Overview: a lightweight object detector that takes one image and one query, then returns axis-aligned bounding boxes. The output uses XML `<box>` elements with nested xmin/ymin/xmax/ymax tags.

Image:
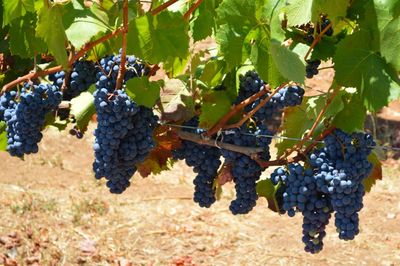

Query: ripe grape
<box><xmin>306</xmin><ymin>59</ymin><xmax>321</xmax><ymax>79</ymax></box>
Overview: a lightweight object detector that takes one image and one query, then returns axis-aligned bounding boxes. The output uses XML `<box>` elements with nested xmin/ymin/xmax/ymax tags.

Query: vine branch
<box><xmin>116</xmin><ymin>0</ymin><xmax>129</xmax><ymax>90</ymax></box>
<box><xmin>150</xmin><ymin>0</ymin><xmax>179</xmax><ymax>15</ymax></box>
<box><xmin>205</xmin><ymin>84</ymin><xmax>271</xmax><ymax>137</ymax></box>
<box><xmin>304</xmin><ymin>22</ymin><xmax>332</xmax><ymax>61</ymax></box>
<box><xmin>177</xmin><ymin>131</ymin><xmax>264</xmax><ymax>156</ymax></box>
<box><xmin>279</xmin><ymin>86</ymin><xmax>340</xmax><ymax>159</ymax></box>
<box><xmin>183</xmin><ymin>0</ymin><xmax>205</xmax><ymax>20</ymax></box>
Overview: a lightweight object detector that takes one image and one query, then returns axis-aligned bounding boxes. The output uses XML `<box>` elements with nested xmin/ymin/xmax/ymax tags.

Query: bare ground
<box><xmin>0</xmin><ymin>126</ymin><xmax>399</xmax><ymax>266</ymax></box>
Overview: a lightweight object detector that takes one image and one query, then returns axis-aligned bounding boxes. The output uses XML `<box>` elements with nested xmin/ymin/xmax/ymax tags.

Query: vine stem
<box><xmin>279</xmin><ymin>86</ymin><xmax>340</xmax><ymax>159</ymax></box>
<box><xmin>177</xmin><ymin>131</ymin><xmax>264</xmax><ymax>156</ymax></box>
<box><xmin>150</xmin><ymin>0</ymin><xmax>179</xmax><ymax>15</ymax></box>
<box><xmin>224</xmin><ymin>83</ymin><xmax>287</xmax><ymax>130</ymax></box>
<box><xmin>115</xmin><ymin>0</ymin><xmax>129</xmax><ymax>90</ymax></box>
<box><xmin>1</xmin><ymin>27</ymin><xmax>124</xmax><ymax>95</ymax></box>
<box><xmin>205</xmin><ymin>84</ymin><xmax>271</xmax><ymax>137</ymax></box>
<box><xmin>304</xmin><ymin>22</ymin><xmax>332</xmax><ymax>61</ymax></box>
<box><xmin>183</xmin><ymin>0</ymin><xmax>205</xmax><ymax>20</ymax></box>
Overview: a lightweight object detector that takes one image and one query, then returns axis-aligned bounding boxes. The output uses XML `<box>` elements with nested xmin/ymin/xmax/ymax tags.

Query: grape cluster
<box><xmin>93</xmin><ymin>53</ymin><xmax>156</xmax><ymax>194</ymax></box>
<box><xmin>221</xmin><ymin>124</ymin><xmax>272</xmax><ymax>214</ymax></box>
<box><xmin>173</xmin><ymin>118</ymin><xmax>221</xmax><ymax>208</ymax></box>
<box><xmin>271</xmin><ymin>129</ymin><xmax>375</xmax><ymax>253</ymax></box>
<box><xmin>310</xmin><ymin>130</ymin><xmax>375</xmax><ymax>240</ymax></box>
<box><xmin>49</xmin><ymin>60</ymin><xmax>97</xmax><ymax>100</ymax></box>
<box><xmin>93</xmin><ymin>88</ymin><xmax>139</xmax><ymax>193</ymax></box>
<box><xmin>237</xmin><ymin>71</ymin><xmax>305</xmax><ymax>122</ymax></box>
<box><xmin>320</xmin><ymin>19</ymin><xmax>333</xmax><ymax>36</ymax></box>
<box><xmin>1</xmin><ymin>84</ymin><xmax>62</xmax><ymax>157</ymax></box>
<box><xmin>306</xmin><ymin>59</ymin><xmax>321</xmax><ymax>79</ymax></box>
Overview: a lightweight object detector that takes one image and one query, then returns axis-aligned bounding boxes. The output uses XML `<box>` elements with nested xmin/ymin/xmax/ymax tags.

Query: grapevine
<box><xmin>0</xmin><ymin>0</ymin><xmax>398</xmax><ymax>256</ymax></box>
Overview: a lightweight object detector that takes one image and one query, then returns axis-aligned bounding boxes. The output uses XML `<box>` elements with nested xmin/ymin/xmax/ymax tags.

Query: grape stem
<box><xmin>177</xmin><ymin>130</ymin><xmax>264</xmax><ymax>156</ymax></box>
<box><xmin>115</xmin><ymin>0</ymin><xmax>129</xmax><ymax>90</ymax></box>
<box><xmin>279</xmin><ymin>85</ymin><xmax>340</xmax><ymax>159</ymax></box>
<box><xmin>205</xmin><ymin>84</ymin><xmax>271</xmax><ymax>137</ymax></box>
<box><xmin>224</xmin><ymin>82</ymin><xmax>288</xmax><ymax>130</ymax></box>
<box><xmin>183</xmin><ymin>0</ymin><xmax>205</xmax><ymax>20</ymax></box>
<box><xmin>304</xmin><ymin>22</ymin><xmax>332</xmax><ymax>61</ymax></box>
<box><xmin>150</xmin><ymin>0</ymin><xmax>180</xmax><ymax>15</ymax></box>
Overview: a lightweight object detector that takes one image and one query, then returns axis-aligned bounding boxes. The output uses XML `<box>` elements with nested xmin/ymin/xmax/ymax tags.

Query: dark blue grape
<box><xmin>306</xmin><ymin>60</ymin><xmax>321</xmax><ymax>79</ymax></box>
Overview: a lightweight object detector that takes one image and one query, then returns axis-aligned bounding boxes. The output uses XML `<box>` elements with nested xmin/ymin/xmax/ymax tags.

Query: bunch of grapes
<box><xmin>271</xmin><ymin>129</ymin><xmax>375</xmax><ymax>253</ymax></box>
<box><xmin>49</xmin><ymin>60</ymin><xmax>97</xmax><ymax>100</ymax></box>
<box><xmin>306</xmin><ymin>60</ymin><xmax>321</xmax><ymax>79</ymax></box>
<box><xmin>221</xmin><ymin>123</ymin><xmax>272</xmax><ymax>214</ymax></box>
<box><xmin>173</xmin><ymin>118</ymin><xmax>221</xmax><ymax>208</ymax></box>
<box><xmin>1</xmin><ymin>84</ymin><xmax>62</xmax><ymax>157</ymax></box>
<box><xmin>237</xmin><ymin>71</ymin><xmax>305</xmax><ymax>122</ymax></box>
<box><xmin>310</xmin><ymin>129</ymin><xmax>375</xmax><ymax>240</ymax></box>
<box><xmin>93</xmin><ymin>52</ymin><xmax>156</xmax><ymax>194</ymax></box>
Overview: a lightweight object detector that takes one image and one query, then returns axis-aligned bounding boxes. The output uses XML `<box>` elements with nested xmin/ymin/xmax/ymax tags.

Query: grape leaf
<box><xmin>137</xmin><ymin>126</ymin><xmax>180</xmax><ymax>177</ymax></box>
<box><xmin>125</xmin><ymin>77</ymin><xmax>163</xmax><ymax>108</ymax></box>
<box><xmin>216</xmin><ymin>24</ymin><xmax>248</xmax><ymax>69</ymax></box>
<box><xmin>9</xmin><ymin>13</ymin><xmax>46</xmax><ymax>58</ymax></box>
<box><xmin>363</xmin><ymin>152</ymin><xmax>382</xmax><ymax>193</ymax></box>
<box><xmin>36</xmin><ymin>5</ymin><xmax>68</xmax><ymax>67</ymax></box>
<box><xmin>191</xmin><ymin>0</ymin><xmax>221</xmax><ymax>41</ymax></box>
<box><xmin>63</xmin><ymin>0</ymin><xmax>111</xmax><ymax>50</ymax></box>
<box><xmin>2</xmin><ymin>0</ymin><xmax>34</xmax><ymax>26</ymax></box>
<box><xmin>0</xmin><ymin>121</ymin><xmax>6</xmax><ymax>151</ymax></box>
<box><xmin>199</xmin><ymin>91</ymin><xmax>232</xmax><ymax>129</ymax></box>
<box><xmin>216</xmin><ymin>0</ymin><xmax>257</xmax><ymax>27</ymax></box>
<box><xmin>199</xmin><ymin>59</ymin><xmax>227</xmax><ymax>88</ymax></box>
<box><xmin>333</xmin><ymin>93</ymin><xmax>366</xmax><ymax>132</ymax></box>
<box><xmin>334</xmin><ymin>30</ymin><xmax>400</xmax><ymax>111</ymax></box>
<box><xmin>270</xmin><ymin>39</ymin><xmax>305</xmax><ymax>84</ymax></box>
<box><xmin>70</xmin><ymin>91</ymin><xmax>96</xmax><ymax>132</ymax></box>
<box><xmin>284</xmin><ymin>0</ymin><xmax>350</xmax><ymax>26</ymax></box>
<box><xmin>127</xmin><ymin>12</ymin><xmax>189</xmax><ymax>63</ymax></box>
<box><xmin>381</xmin><ymin>16</ymin><xmax>400</xmax><ymax>70</ymax></box>
<box><xmin>256</xmin><ymin>179</ymin><xmax>281</xmax><ymax>212</ymax></box>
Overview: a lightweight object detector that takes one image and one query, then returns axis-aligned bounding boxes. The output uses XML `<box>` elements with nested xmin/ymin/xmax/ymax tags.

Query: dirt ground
<box><xmin>0</xmin><ymin>125</ymin><xmax>399</xmax><ymax>266</ymax></box>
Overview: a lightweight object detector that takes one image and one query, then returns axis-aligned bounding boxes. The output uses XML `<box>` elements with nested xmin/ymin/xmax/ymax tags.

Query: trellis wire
<box><xmin>163</xmin><ymin>123</ymin><xmax>400</xmax><ymax>152</ymax></box>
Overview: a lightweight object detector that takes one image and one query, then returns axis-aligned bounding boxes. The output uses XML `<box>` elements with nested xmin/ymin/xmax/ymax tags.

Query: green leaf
<box><xmin>70</xmin><ymin>92</ymin><xmax>96</xmax><ymax>132</ymax></box>
<box><xmin>199</xmin><ymin>59</ymin><xmax>227</xmax><ymax>88</ymax></box>
<box><xmin>381</xmin><ymin>16</ymin><xmax>400</xmax><ymax>70</ymax></box>
<box><xmin>36</xmin><ymin>5</ymin><xmax>68</xmax><ymax>67</ymax></box>
<box><xmin>2</xmin><ymin>0</ymin><xmax>34</xmax><ymax>26</ymax></box>
<box><xmin>127</xmin><ymin>12</ymin><xmax>189</xmax><ymax>63</ymax></box>
<box><xmin>63</xmin><ymin>0</ymin><xmax>110</xmax><ymax>50</ymax></box>
<box><xmin>284</xmin><ymin>0</ymin><xmax>350</xmax><ymax>26</ymax></box>
<box><xmin>256</xmin><ymin>179</ymin><xmax>281</xmax><ymax>212</ymax></box>
<box><xmin>125</xmin><ymin>77</ymin><xmax>163</xmax><ymax>108</ymax></box>
<box><xmin>0</xmin><ymin>121</ymin><xmax>7</xmax><ymax>151</ymax></box>
<box><xmin>270</xmin><ymin>39</ymin><xmax>305</xmax><ymax>84</ymax></box>
<box><xmin>199</xmin><ymin>91</ymin><xmax>232</xmax><ymax>129</ymax></box>
<box><xmin>334</xmin><ymin>30</ymin><xmax>400</xmax><ymax>111</ymax></box>
<box><xmin>216</xmin><ymin>0</ymin><xmax>257</xmax><ymax>27</ymax></box>
<box><xmin>333</xmin><ymin>93</ymin><xmax>366</xmax><ymax>132</ymax></box>
<box><xmin>276</xmin><ymin>91</ymin><xmax>344</xmax><ymax>156</ymax></box>
<box><xmin>9</xmin><ymin>13</ymin><xmax>46</xmax><ymax>58</ymax></box>
<box><xmin>191</xmin><ymin>0</ymin><xmax>221</xmax><ymax>41</ymax></box>
<box><xmin>216</xmin><ymin>24</ymin><xmax>248</xmax><ymax>69</ymax></box>
<box><xmin>363</xmin><ymin>152</ymin><xmax>382</xmax><ymax>193</ymax></box>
